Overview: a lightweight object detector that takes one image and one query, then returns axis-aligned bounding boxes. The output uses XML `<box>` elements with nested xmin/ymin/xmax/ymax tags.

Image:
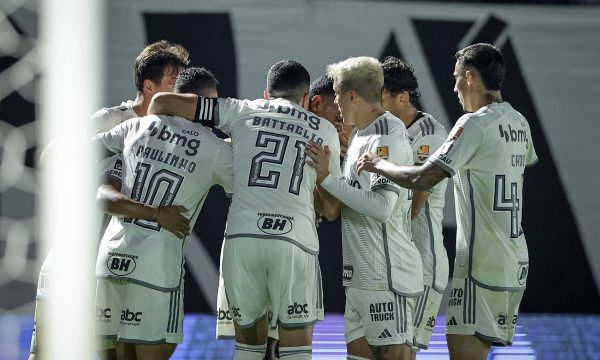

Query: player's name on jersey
<box><xmin>251</xmin><ymin>116</ymin><xmax>324</xmax><ymax>145</ymax></box>
<box><xmin>135</xmin><ymin>145</ymin><xmax>198</xmax><ymax>174</ymax></box>
<box><xmin>259</xmin><ymin>102</ymin><xmax>321</xmax><ymax>131</ymax></box>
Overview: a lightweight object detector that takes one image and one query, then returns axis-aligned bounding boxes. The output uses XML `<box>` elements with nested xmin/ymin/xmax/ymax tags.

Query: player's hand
<box><xmin>357</xmin><ymin>152</ymin><xmax>384</xmax><ymax>175</ymax></box>
<box><xmin>305</xmin><ymin>141</ymin><xmax>330</xmax><ymax>184</ymax></box>
<box><xmin>156</xmin><ymin>205</ymin><xmax>190</xmax><ymax>239</ymax></box>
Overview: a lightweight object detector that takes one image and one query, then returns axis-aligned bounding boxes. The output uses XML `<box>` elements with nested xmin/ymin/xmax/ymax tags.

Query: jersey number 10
<box><xmin>125</xmin><ymin>162</ymin><xmax>184</xmax><ymax>231</ymax></box>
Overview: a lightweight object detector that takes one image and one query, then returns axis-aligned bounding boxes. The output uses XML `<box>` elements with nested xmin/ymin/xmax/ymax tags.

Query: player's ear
<box><xmin>143</xmin><ymin>79</ymin><xmax>155</xmax><ymax>93</ymax></box>
<box><xmin>301</xmin><ymin>92</ymin><xmax>309</xmax><ymax>110</ymax></box>
<box><xmin>348</xmin><ymin>90</ymin><xmax>359</xmax><ymax>104</ymax></box>
<box><xmin>309</xmin><ymin>95</ymin><xmax>322</xmax><ymax>112</ymax></box>
<box><xmin>465</xmin><ymin>70</ymin><xmax>474</xmax><ymax>87</ymax></box>
<box><xmin>263</xmin><ymin>89</ymin><xmax>270</xmax><ymax>100</ymax></box>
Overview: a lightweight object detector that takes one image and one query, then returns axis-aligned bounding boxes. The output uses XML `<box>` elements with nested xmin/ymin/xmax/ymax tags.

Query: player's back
<box><xmin>215</xmin><ymin>97</ymin><xmax>341</xmax><ymax>254</ymax></box>
<box><xmin>95</xmin><ymin>114</ymin><xmax>233</xmax><ymax>290</ymax></box>
<box><xmin>449</xmin><ymin>102</ymin><xmax>536</xmax><ymax>290</ymax></box>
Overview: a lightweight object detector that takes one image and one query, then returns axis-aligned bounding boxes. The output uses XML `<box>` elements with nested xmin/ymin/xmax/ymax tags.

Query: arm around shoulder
<box><xmin>148</xmin><ymin>92</ymin><xmax>198</xmax><ymax>120</ymax></box>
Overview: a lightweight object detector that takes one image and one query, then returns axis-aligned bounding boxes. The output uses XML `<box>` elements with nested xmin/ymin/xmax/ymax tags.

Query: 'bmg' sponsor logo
<box><xmin>370</xmin><ymin>302</ymin><xmax>394</xmax><ymax>321</ymax></box>
<box><xmin>257</xmin><ymin>214</ymin><xmax>293</xmax><ymax>235</ymax></box>
<box><xmin>107</xmin><ymin>255</ymin><xmax>136</xmax><ymax>276</ymax></box>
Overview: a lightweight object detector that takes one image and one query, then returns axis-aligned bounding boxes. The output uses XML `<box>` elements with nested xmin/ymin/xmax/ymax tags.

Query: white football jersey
<box><xmin>406</xmin><ymin>112</ymin><xmax>449</xmax><ymax>292</ymax></box>
<box><xmin>92</xmin><ymin>100</ymin><xmax>137</xmax><ymax>133</ymax></box>
<box><xmin>93</xmin><ymin>115</ymin><xmax>234</xmax><ymax>291</ymax></box>
<box><xmin>341</xmin><ymin>112</ymin><xmax>423</xmax><ymax>296</ymax></box>
<box><xmin>195</xmin><ymin>97</ymin><xmax>341</xmax><ymax>254</ymax></box>
<box><xmin>429</xmin><ymin>102</ymin><xmax>537</xmax><ymax>290</ymax></box>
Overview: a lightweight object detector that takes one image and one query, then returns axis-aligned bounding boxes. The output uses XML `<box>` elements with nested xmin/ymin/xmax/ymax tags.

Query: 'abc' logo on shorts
<box><xmin>287</xmin><ymin>302</ymin><xmax>309</xmax><ymax>315</ymax></box>
<box><xmin>217</xmin><ymin>307</ymin><xmax>232</xmax><ymax>321</ymax></box>
<box><xmin>257</xmin><ymin>216</ymin><xmax>292</xmax><ymax>235</ymax></box>
<box><xmin>121</xmin><ymin>309</ymin><xmax>142</xmax><ymax>322</ymax></box>
<box><xmin>107</xmin><ymin>256</ymin><xmax>136</xmax><ymax>276</ymax></box>
<box><xmin>96</xmin><ymin>307</ymin><xmax>111</xmax><ymax>319</ymax></box>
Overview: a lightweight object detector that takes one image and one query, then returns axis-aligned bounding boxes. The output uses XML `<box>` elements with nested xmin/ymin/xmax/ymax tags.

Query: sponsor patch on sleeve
<box><xmin>376</xmin><ymin>146</ymin><xmax>389</xmax><ymax>159</ymax></box>
<box><xmin>417</xmin><ymin>145</ymin><xmax>430</xmax><ymax>161</ymax></box>
<box><xmin>450</xmin><ymin>127</ymin><xmax>463</xmax><ymax>140</ymax></box>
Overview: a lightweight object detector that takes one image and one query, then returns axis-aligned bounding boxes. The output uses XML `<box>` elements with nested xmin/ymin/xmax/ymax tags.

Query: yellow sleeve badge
<box><xmin>376</xmin><ymin>146</ymin><xmax>389</xmax><ymax>159</ymax></box>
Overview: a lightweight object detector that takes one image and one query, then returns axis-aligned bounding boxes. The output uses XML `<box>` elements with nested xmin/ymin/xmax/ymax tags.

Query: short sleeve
<box><xmin>526</xmin><ymin>126</ymin><xmax>538</xmax><ymax>167</ymax></box>
<box><xmin>428</xmin><ymin>115</ymin><xmax>483</xmax><ymax>176</ymax></box>
<box><xmin>92</xmin><ymin>119</ymin><xmax>132</xmax><ymax>154</ymax></box>
<box><xmin>212</xmin><ymin>142</ymin><xmax>234</xmax><ymax>193</ymax></box>
<box><xmin>368</xmin><ymin>134</ymin><xmax>412</xmax><ymax>196</ymax></box>
<box><xmin>214</xmin><ymin>98</ymin><xmax>244</xmax><ymax>135</ymax></box>
<box><xmin>413</xmin><ymin>134</ymin><xmax>446</xmax><ymax>165</ymax></box>
<box><xmin>103</xmin><ymin>154</ymin><xmax>123</xmax><ymax>181</ymax></box>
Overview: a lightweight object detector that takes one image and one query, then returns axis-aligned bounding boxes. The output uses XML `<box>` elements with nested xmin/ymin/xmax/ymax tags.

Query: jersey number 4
<box><xmin>493</xmin><ymin>174</ymin><xmax>522</xmax><ymax>238</ymax></box>
<box><xmin>248</xmin><ymin>131</ymin><xmax>306</xmax><ymax>195</ymax></box>
<box><xmin>125</xmin><ymin>162</ymin><xmax>184</xmax><ymax>231</ymax></box>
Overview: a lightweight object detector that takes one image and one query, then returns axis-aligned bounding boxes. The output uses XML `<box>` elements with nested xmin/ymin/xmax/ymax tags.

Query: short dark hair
<box><xmin>455</xmin><ymin>43</ymin><xmax>505</xmax><ymax>91</ymax></box>
<box><xmin>266</xmin><ymin>59</ymin><xmax>310</xmax><ymax>101</ymax></box>
<box><xmin>134</xmin><ymin>40</ymin><xmax>190</xmax><ymax>92</ymax></box>
<box><xmin>175</xmin><ymin>67</ymin><xmax>219</xmax><ymax>95</ymax></box>
<box><xmin>308</xmin><ymin>75</ymin><xmax>335</xmax><ymax>100</ymax></box>
<box><xmin>381</xmin><ymin>56</ymin><xmax>421</xmax><ymax>109</ymax></box>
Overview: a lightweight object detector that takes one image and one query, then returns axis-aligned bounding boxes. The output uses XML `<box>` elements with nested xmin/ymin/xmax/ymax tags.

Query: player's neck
<box><xmin>472</xmin><ymin>91</ymin><xmax>502</xmax><ymax>111</ymax></box>
<box><xmin>132</xmin><ymin>93</ymin><xmax>150</xmax><ymax>117</ymax></box>
<box><xmin>393</xmin><ymin>105</ymin><xmax>418</xmax><ymax>127</ymax></box>
<box><xmin>354</xmin><ymin>103</ymin><xmax>386</xmax><ymax>130</ymax></box>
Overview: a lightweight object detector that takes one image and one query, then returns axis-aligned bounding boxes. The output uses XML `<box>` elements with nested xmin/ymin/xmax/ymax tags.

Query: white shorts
<box><xmin>445</xmin><ymin>277</ymin><xmax>524</xmax><ymax>346</ymax></box>
<box><xmin>222</xmin><ymin>238</ymin><xmax>323</xmax><ymax>329</ymax></box>
<box><xmin>216</xmin><ymin>267</ymin><xmax>280</xmax><ymax>340</ymax></box>
<box><xmin>412</xmin><ymin>285</ymin><xmax>444</xmax><ymax>350</ymax></box>
<box><xmin>344</xmin><ymin>287</ymin><xmax>415</xmax><ymax>347</ymax></box>
<box><xmin>94</xmin><ymin>278</ymin><xmax>184</xmax><ymax>344</ymax></box>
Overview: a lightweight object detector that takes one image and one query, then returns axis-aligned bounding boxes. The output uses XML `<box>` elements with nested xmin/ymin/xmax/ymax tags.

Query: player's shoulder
<box><xmin>371</xmin><ymin>112</ymin><xmax>406</xmax><ymax>136</ymax></box>
<box><xmin>408</xmin><ymin>112</ymin><xmax>448</xmax><ymax>139</ymax></box>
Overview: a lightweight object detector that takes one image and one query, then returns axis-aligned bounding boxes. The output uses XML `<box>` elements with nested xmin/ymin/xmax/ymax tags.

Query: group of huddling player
<box><xmin>30</xmin><ymin>39</ymin><xmax>537</xmax><ymax>360</ymax></box>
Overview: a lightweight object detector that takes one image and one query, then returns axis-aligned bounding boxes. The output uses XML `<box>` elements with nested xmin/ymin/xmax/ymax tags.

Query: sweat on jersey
<box><xmin>93</xmin><ymin>114</ymin><xmax>234</xmax><ymax>291</ymax></box>
<box><xmin>429</xmin><ymin>102</ymin><xmax>537</xmax><ymax>291</ymax></box>
<box><xmin>406</xmin><ymin>112</ymin><xmax>449</xmax><ymax>292</ymax></box>
<box><xmin>336</xmin><ymin>112</ymin><xmax>423</xmax><ymax>296</ymax></box>
<box><xmin>194</xmin><ymin>97</ymin><xmax>341</xmax><ymax>254</ymax></box>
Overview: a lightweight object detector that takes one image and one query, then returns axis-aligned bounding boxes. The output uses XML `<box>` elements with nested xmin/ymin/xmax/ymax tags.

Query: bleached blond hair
<box><xmin>326</xmin><ymin>56</ymin><xmax>384</xmax><ymax>104</ymax></box>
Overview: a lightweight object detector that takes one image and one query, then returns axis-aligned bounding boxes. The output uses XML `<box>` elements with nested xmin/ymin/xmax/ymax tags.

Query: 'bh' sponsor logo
<box><xmin>257</xmin><ymin>216</ymin><xmax>292</xmax><ymax>235</ymax></box>
<box><xmin>107</xmin><ymin>255</ymin><xmax>136</xmax><ymax>276</ymax></box>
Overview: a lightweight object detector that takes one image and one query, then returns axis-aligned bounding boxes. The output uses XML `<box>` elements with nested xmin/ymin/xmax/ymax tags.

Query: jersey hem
<box><xmin>225</xmin><ymin>233</ymin><xmax>319</xmax><ymax>254</ymax></box>
<box><xmin>97</xmin><ymin>275</ymin><xmax>181</xmax><ymax>292</ymax></box>
<box><xmin>428</xmin><ymin>158</ymin><xmax>454</xmax><ymax>176</ymax></box>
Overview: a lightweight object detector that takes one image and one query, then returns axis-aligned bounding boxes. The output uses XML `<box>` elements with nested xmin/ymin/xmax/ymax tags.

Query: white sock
<box><xmin>233</xmin><ymin>342</ymin><xmax>267</xmax><ymax>360</ymax></box>
<box><xmin>279</xmin><ymin>345</ymin><xmax>312</xmax><ymax>359</ymax></box>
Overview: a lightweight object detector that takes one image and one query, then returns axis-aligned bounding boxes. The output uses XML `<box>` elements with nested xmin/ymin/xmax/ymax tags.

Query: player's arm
<box><xmin>314</xmin><ymin>185</ymin><xmax>340</xmax><ymax>221</ymax></box>
<box><xmin>148</xmin><ymin>92</ymin><xmax>198</xmax><ymax>120</ymax></box>
<box><xmin>411</xmin><ymin>190</ymin><xmax>430</xmax><ymax>219</ymax></box>
<box><xmin>306</xmin><ymin>141</ymin><xmax>397</xmax><ymax>223</ymax></box>
<box><xmin>97</xmin><ymin>182</ymin><xmax>190</xmax><ymax>239</ymax></box>
<box><xmin>408</xmin><ymin>132</ymin><xmax>447</xmax><ymax>218</ymax></box>
<box><xmin>357</xmin><ymin>157</ymin><xmax>447</xmax><ymax>191</ymax></box>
